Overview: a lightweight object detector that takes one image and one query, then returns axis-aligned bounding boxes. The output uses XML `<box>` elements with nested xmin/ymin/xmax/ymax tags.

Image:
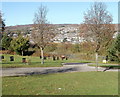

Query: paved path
<box><xmin>1</xmin><ymin>63</ymin><xmax>119</xmax><ymax>77</ymax></box>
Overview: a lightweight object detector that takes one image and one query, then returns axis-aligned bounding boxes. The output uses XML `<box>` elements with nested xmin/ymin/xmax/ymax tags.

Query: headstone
<box><xmin>103</xmin><ymin>60</ymin><xmax>107</xmax><ymax>63</ymax></box>
<box><xmin>44</xmin><ymin>56</ymin><xmax>47</xmax><ymax>60</ymax></box>
<box><xmin>10</xmin><ymin>56</ymin><xmax>14</xmax><ymax>61</ymax></box>
<box><xmin>106</xmin><ymin>55</ymin><xmax>108</xmax><ymax>61</ymax></box>
<box><xmin>22</xmin><ymin>58</ymin><xmax>26</xmax><ymax>63</ymax></box>
<box><xmin>40</xmin><ymin>56</ymin><xmax>42</xmax><ymax>59</ymax></box>
<box><xmin>66</xmin><ymin>57</ymin><xmax>68</xmax><ymax>60</ymax></box>
<box><xmin>57</xmin><ymin>56</ymin><xmax>59</xmax><ymax>60</ymax></box>
<box><xmin>1</xmin><ymin>55</ymin><xmax>4</xmax><ymax>59</ymax></box>
<box><xmin>61</xmin><ymin>55</ymin><xmax>65</xmax><ymax>60</ymax></box>
<box><xmin>53</xmin><ymin>56</ymin><xmax>56</xmax><ymax>61</ymax></box>
<box><xmin>48</xmin><ymin>55</ymin><xmax>50</xmax><ymax>59</ymax></box>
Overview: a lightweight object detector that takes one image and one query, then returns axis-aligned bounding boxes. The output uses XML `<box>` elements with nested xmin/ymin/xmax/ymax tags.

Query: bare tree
<box><xmin>32</xmin><ymin>5</ymin><xmax>55</xmax><ymax>64</ymax></box>
<box><xmin>80</xmin><ymin>2</ymin><xmax>115</xmax><ymax>71</ymax></box>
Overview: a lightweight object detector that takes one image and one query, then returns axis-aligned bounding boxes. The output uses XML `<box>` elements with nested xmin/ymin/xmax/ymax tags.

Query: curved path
<box><xmin>1</xmin><ymin>63</ymin><xmax>119</xmax><ymax>77</ymax></box>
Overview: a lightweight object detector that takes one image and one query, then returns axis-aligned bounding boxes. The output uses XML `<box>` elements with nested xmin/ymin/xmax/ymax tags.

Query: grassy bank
<box><xmin>2</xmin><ymin>72</ymin><xmax>118</xmax><ymax>95</ymax></box>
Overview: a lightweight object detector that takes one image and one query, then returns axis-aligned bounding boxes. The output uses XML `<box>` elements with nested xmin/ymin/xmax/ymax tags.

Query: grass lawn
<box><xmin>89</xmin><ymin>64</ymin><xmax>120</xmax><ymax>69</ymax></box>
<box><xmin>2</xmin><ymin>72</ymin><xmax>118</xmax><ymax>95</ymax></box>
<box><xmin>0</xmin><ymin>54</ymin><xmax>90</xmax><ymax>68</ymax></box>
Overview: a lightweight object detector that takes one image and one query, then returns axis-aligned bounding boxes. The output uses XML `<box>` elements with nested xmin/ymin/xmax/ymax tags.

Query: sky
<box><xmin>1</xmin><ymin>2</ymin><xmax>118</xmax><ymax>26</ymax></box>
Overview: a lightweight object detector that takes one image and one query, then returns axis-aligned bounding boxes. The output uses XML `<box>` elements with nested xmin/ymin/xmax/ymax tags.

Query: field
<box><xmin>0</xmin><ymin>54</ymin><xmax>90</xmax><ymax>68</ymax></box>
<box><xmin>2</xmin><ymin>72</ymin><xmax>118</xmax><ymax>95</ymax></box>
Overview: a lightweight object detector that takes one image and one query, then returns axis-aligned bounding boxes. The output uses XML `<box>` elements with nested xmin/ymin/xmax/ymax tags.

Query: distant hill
<box><xmin>5</xmin><ymin>24</ymin><xmax>80</xmax><ymax>31</ymax></box>
<box><xmin>4</xmin><ymin>23</ymin><xmax>119</xmax><ymax>44</ymax></box>
<box><xmin>5</xmin><ymin>24</ymin><xmax>34</xmax><ymax>31</ymax></box>
<box><xmin>5</xmin><ymin>23</ymin><xmax>118</xmax><ymax>31</ymax></box>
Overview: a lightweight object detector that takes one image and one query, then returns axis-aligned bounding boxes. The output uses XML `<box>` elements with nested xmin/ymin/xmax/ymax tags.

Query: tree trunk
<box><xmin>22</xmin><ymin>51</ymin><xmax>23</xmax><ymax>56</ymax></box>
<box><xmin>95</xmin><ymin>52</ymin><xmax>98</xmax><ymax>71</ymax></box>
<box><xmin>40</xmin><ymin>47</ymin><xmax>44</xmax><ymax>64</ymax></box>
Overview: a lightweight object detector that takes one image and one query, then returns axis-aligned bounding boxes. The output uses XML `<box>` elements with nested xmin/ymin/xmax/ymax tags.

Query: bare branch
<box><xmin>81</xmin><ymin>2</ymin><xmax>114</xmax><ymax>53</ymax></box>
<box><xmin>31</xmin><ymin>5</ymin><xmax>55</xmax><ymax>64</ymax></box>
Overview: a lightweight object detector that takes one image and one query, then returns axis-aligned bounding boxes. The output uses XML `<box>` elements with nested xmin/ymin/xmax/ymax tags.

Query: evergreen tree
<box><xmin>108</xmin><ymin>34</ymin><xmax>120</xmax><ymax>62</ymax></box>
<box><xmin>0</xmin><ymin>11</ymin><xmax>5</xmax><ymax>33</ymax></box>
<box><xmin>2</xmin><ymin>33</ymin><xmax>12</xmax><ymax>50</ymax></box>
<box><xmin>10</xmin><ymin>35</ymin><xmax>29</xmax><ymax>56</ymax></box>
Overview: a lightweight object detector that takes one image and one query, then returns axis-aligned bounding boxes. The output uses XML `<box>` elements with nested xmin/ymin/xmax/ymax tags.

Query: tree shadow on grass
<box><xmin>63</xmin><ymin>62</ymin><xmax>91</xmax><ymax>65</ymax></box>
<box><xmin>24</xmin><ymin>67</ymin><xmax>78</xmax><ymax>76</ymax></box>
<box><xmin>1</xmin><ymin>61</ymin><xmax>62</xmax><ymax>68</ymax></box>
<box><xmin>1</xmin><ymin>61</ymin><xmax>60</xmax><ymax>64</ymax></box>
<box><xmin>1</xmin><ymin>62</ymin><xmax>23</xmax><ymax>64</ymax></box>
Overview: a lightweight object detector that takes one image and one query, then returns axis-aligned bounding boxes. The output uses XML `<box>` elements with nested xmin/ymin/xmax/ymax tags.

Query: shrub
<box><xmin>108</xmin><ymin>33</ymin><xmax>120</xmax><ymax>62</ymax></box>
<box><xmin>10</xmin><ymin>35</ymin><xmax>29</xmax><ymax>56</ymax></box>
<box><xmin>2</xmin><ymin>33</ymin><xmax>12</xmax><ymax>50</ymax></box>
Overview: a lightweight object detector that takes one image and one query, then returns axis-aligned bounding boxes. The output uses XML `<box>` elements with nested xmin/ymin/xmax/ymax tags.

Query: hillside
<box><xmin>4</xmin><ymin>24</ymin><xmax>118</xmax><ymax>44</ymax></box>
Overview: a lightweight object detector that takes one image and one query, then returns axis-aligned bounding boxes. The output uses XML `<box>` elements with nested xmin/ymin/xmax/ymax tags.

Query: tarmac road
<box><xmin>1</xmin><ymin>63</ymin><xmax>119</xmax><ymax>77</ymax></box>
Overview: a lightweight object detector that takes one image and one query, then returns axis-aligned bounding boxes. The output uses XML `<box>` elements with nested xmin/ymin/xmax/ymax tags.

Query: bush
<box><xmin>2</xmin><ymin>33</ymin><xmax>12</xmax><ymax>50</ymax></box>
<box><xmin>10</xmin><ymin>35</ymin><xmax>29</xmax><ymax>56</ymax></box>
<box><xmin>108</xmin><ymin>33</ymin><xmax>120</xmax><ymax>62</ymax></box>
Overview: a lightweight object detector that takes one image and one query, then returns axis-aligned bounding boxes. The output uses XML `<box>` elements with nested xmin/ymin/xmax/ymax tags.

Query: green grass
<box><xmin>89</xmin><ymin>64</ymin><xmax>120</xmax><ymax>69</ymax></box>
<box><xmin>2</xmin><ymin>72</ymin><xmax>118</xmax><ymax>95</ymax></box>
<box><xmin>100</xmin><ymin>65</ymin><xmax>120</xmax><ymax>69</ymax></box>
<box><xmin>0</xmin><ymin>54</ymin><xmax>90</xmax><ymax>68</ymax></box>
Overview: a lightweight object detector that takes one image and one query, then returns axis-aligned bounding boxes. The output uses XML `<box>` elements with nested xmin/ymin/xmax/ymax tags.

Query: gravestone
<box><xmin>48</xmin><ymin>55</ymin><xmax>50</xmax><ymax>59</ymax></box>
<box><xmin>66</xmin><ymin>57</ymin><xmax>68</xmax><ymax>60</ymax></box>
<box><xmin>103</xmin><ymin>60</ymin><xmax>107</xmax><ymax>63</ymax></box>
<box><xmin>53</xmin><ymin>56</ymin><xmax>56</xmax><ymax>61</ymax></box>
<box><xmin>44</xmin><ymin>56</ymin><xmax>47</xmax><ymax>60</ymax></box>
<box><xmin>106</xmin><ymin>55</ymin><xmax>108</xmax><ymax>61</ymax></box>
<box><xmin>1</xmin><ymin>55</ymin><xmax>4</xmax><ymax>59</ymax></box>
<box><xmin>22</xmin><ymin>58</ymin><xmax>26</xmax><ymax>63</ymax></box>
<box><xmin>57</xmin><ymin>56</ymin><xmax>59</xmax><ymax>60</ymax></box>
<box><xmin>61</xmin><ymin>55</ymin><xmax>65</xmax><ymax>60</ymax></box>
<box><xmin>40</xmin><ymin>56</ymin><xmax>42</xmax><ymax>59</ymax></box>
<box><xmin>10</xmin><ymin>56</ymin><xmax>14</xmax><ymax>61</ymax></box>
